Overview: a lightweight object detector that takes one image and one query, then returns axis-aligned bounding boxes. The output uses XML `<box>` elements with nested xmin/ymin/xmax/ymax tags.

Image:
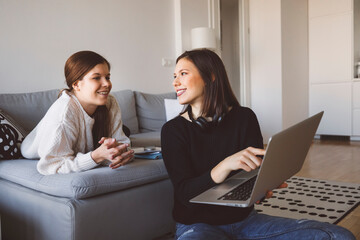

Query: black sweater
<box><xmin>161</xmin><ymin>105</ymin><xmax>263</xmax><ymax>225</ymax></box>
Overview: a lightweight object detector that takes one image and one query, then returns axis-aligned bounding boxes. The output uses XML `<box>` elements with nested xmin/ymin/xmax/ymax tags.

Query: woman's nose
<box><xmin>102</xmin><ymin>78</ymin><xmax>111</xmax><ymax>86</ymax></box>
<box><xmin>173</xmin><ymin>77</ymin><xmax>180</xmax><ymax>87</ymax></box>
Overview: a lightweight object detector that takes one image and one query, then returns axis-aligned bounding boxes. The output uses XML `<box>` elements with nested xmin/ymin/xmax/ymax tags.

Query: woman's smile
<box><xmin>176</xmin><ymin>88</ymin><xmax>187</xmax><ymax>97</ymax></box>
<box><xmin>97</xmin><ymin>90</ymin><xmax>110</xmax><ymax>96</ymax></box>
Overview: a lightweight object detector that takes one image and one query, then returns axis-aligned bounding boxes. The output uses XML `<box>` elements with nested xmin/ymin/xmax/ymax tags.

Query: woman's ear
<box><xmin>72</xmin><ymin>80</ymin><xmax>80</xmax><ymax>91</ymax></box>
<box><xmin>211</xmin><ymin>73</ymin><xmax>215</xmax><ymax>82</ymax></box>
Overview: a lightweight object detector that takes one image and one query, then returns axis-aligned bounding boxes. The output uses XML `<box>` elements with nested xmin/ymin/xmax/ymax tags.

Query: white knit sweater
<box><xmin>21</xmin><ymin>91</ymin><xmax>130</xmax><ymax>175</ymax></box>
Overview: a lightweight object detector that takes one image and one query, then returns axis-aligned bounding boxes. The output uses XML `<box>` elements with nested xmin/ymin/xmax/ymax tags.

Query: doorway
<box><xmin>220</xmin><ymin>0</ymin><xmax>241</xmax><ymax>101</ymax></box>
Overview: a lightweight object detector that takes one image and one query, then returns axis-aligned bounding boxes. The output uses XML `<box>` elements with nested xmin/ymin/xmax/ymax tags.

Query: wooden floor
<box><xmin>296</xmin><ymin>139</ymin><xmax>360</xmax><ymax>239</ymax></box>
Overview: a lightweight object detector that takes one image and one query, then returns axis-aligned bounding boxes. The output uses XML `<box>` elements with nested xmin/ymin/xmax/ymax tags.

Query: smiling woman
<box><xmin>173</xmin><ymin>58</ymin><xmax>205</xmax><ymax>110</ymax></box>
<box><xmin>72</xmin><ymin>63</ymin><xmax>111</xmax><ymax>116</ymax></box>
<box><xmin>161</xmin><ymin>49</ymin><xmax>356</xmax><ymax>240</ymax></box>
<box><xmin>20</xmin><ymin>51</ymin><xmax>134</xmax><ymax>175</ymax></box>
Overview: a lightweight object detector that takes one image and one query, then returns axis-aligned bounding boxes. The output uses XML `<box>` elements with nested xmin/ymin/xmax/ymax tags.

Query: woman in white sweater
<box><xmin>21</xmin><ymin>51</ymin><xmax>134</xmax><ymax>175</ymax></box>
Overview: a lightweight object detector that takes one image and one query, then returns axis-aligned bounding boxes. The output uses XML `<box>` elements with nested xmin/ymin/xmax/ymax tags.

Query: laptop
<box><xmin>190</xmin><ymin>111</ymin><xmax>324</xmax><ymax>207</ymax></box>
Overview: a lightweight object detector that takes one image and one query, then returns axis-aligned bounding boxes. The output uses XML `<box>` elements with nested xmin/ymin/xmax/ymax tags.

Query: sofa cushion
<box><xmin>134</xmin><ymin>91</ymin><xmax>176</xmax><ymax>132</ymax></box>
<box><xmin>111</xmin><ymin>90</ymin><xmax>139</xmax><ymax>134</ymax></box>
<box><xmin>0</xmin><ymin>159</ymin><xmax>168</xmax><ymax>199</ymax></box>
<box><xmin>130</xmin><ymin>131</ymin><xmax>161</xmax><ymax>147</ymax></box>
<box><xmin>0</xmin><ymin>109</ymin><xmax>27</xmax><ymax>159</ymax></box>
<box><xmin>0</xmin><ymin>89</ymin><xmax>59</xmax><ymax>133</ymax></box>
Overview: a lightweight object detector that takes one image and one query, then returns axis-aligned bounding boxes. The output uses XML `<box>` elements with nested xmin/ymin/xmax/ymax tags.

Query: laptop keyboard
<box><xmin>218</xmin><ymin>176</ymin><xmax>257</xmax><ymax>201</ymax></box>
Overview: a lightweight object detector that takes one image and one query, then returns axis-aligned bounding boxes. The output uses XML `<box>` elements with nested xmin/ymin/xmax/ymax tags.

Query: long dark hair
<box><xmin>63</xmin><ymin>50</ymin><xmax>111</xmax><ymax>148</ymax></box>
<box><xmin>176</xmin><ymin>49</ymin><xmax>239</xmax><ymax>117</ymax></box>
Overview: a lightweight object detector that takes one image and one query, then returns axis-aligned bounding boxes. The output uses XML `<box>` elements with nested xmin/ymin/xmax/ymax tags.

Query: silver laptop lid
<box><xmin>248</xmin><ymin>111</ymin><xmax>324</xmax><ymax>204</ymax></box>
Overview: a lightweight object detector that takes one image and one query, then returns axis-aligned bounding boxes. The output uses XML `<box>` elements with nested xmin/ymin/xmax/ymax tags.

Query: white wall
<box><xmin>0</xmin><ymin>0</ymin><xmax>176</xmax><ymax>94</ymax></box>
<box><xmin>249</xmin><ymin>0</ymin><xmax>283</xmax><ymax>142</ymax></box>
<box><xmin>1</xmin><ymin>0</ymin><xmax>311</xmax><ymax>142</ymax></box>
<box><xmin>174</xmin><ymin>0</ymin><xmax>221</xmax><ymax>56</ymax></box>
<box><xmin>249</xmin><ymin>0</ymin><xmax>308</xmax><ymax>142</ymax></box>
<box><xmin>281</xmin><ymin>0</ymin><xmax>308</xmax><ymax>129</ymax></box>
<box><xmin>178</xmin><ymin>0</ymin><xmax>209</xmax><ymax>53</ymax></box>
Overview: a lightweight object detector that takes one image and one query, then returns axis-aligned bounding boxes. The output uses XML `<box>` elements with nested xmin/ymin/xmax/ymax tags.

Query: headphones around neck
<box><xmin>187</xmin><ymin>106</ymin><xmax>224</xmax><ymax>130</ymax></box>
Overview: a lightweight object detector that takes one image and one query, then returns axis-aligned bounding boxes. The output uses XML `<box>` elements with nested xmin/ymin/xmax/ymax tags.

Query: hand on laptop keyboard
<box><xmin>211</xmin><ymin>147</ymin><xmax>265</xmax><ymax>184</ymax></box>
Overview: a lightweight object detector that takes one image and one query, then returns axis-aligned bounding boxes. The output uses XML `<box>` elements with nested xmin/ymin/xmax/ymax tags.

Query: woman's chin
<box><xmin>96</xmin><ymin>99</ymin><xmax>108</xmax><ymax>106</ymax></box>
<box><xmin>177</xmin><ymin>97</ymin><xmax>188</xmax><ymax>105</ymax></box>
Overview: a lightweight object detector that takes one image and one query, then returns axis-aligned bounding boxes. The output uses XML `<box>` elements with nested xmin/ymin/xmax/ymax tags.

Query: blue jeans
<box><xmin>175</xmin><ymin>210</ymin><xmax>355</xmax><ymax>240</ymax></box>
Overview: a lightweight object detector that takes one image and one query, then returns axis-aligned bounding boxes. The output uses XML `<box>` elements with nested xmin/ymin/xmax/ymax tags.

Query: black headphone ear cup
<box><xmin>187</xmin><ymin>105</ymin><xmax>226</xmax><ymax>130</ymax></box>
<box><xmin>213</xmin><ymin>114</ymin><xmax>219</xmax><ymax>125</ymax></box>
<box><xmin>195</xmin><ymin>117</ymin><xmax>209</xmax><ymax>129</ymax></box>
<box><xmin>214</xmin><ymin>114</ymin><xmax>224</xmax><ymax>126</ymax></box>
<box><xmin>218</xmin><ymin>115</ymin><xmax>223</xmax><ymax>123</ymax></box>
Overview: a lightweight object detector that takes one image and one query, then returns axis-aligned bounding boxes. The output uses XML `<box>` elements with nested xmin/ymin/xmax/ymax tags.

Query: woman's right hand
<box><xmin>211</xmin><ymin>147</ymin><xmax>265</xmax><ymax>184</ymax></box>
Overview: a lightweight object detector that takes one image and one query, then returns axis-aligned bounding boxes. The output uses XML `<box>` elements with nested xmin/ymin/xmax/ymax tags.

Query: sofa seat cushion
<box><xmin>130</xmin><ymin>131</ymin><xmax>161</xmax><ymax>147</ymax></box>
<box><xmin>0</xmin><ymin>158</ymin><xmax>168</xmax><ymax>199</ymax></box>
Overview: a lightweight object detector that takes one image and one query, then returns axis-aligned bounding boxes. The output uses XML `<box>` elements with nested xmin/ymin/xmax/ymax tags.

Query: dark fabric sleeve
<box><xmin>161</xmin><ymin>121</ymin><xmax>216</xmax><ymax>206</ymax></box>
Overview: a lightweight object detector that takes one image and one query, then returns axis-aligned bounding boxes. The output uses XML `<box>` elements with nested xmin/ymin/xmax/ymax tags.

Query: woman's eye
<box><xmin>93</xmin><ymin>77</ymin><xmax>101</xmax><ymax>80</ymax></box>
<box><xmin>181</xmin><ymin>72</ymin><xmax>187</xmax><ymax>76</ymax></box>
<box><xmin>106</xmin><ymin>76</ymin><xmax>111</xmax><ymax>80</ymax></box>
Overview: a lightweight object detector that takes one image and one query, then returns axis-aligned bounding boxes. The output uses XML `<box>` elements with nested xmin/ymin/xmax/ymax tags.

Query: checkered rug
<box><xmin>255</xmin><ymin>176</ymin><xmax>360</xmax><ymax>223</ymax></box>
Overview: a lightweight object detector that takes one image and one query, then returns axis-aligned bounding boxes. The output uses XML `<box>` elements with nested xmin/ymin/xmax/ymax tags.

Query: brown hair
<box><xmin>63</xmin><ymin>50</ymin><xmax>111</xmax><ymax>148</ymax></box>
<box><xmin>176</xmin><ymin>49</ymin><xmax>239</xmax><ymax>117</ymax></box>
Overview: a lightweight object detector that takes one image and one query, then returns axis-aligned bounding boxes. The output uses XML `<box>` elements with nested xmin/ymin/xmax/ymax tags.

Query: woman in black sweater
<box><xmin>161</xmin><ymin>49</ymin><xmax>354</xmax><ymax>240</ymax></box>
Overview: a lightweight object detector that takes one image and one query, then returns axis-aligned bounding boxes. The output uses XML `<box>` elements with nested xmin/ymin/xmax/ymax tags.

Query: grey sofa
<box><xmin>0</xmin><ymin>89</ymin><xmax>177</xmax><ymax>240</ymax></box>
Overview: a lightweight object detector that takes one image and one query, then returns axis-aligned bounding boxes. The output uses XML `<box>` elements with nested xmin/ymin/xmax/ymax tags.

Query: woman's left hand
<box><xmin>256</xmin><ymin>182</ymin><xmax>288</xmax><ymax>204</ymax></box>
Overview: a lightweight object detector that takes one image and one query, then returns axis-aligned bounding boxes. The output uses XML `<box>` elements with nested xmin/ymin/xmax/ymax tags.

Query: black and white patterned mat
<box><xmin>255</xmin><ymin>177</ymin><xmax>360</xmax><ymax>224</ymax></box>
